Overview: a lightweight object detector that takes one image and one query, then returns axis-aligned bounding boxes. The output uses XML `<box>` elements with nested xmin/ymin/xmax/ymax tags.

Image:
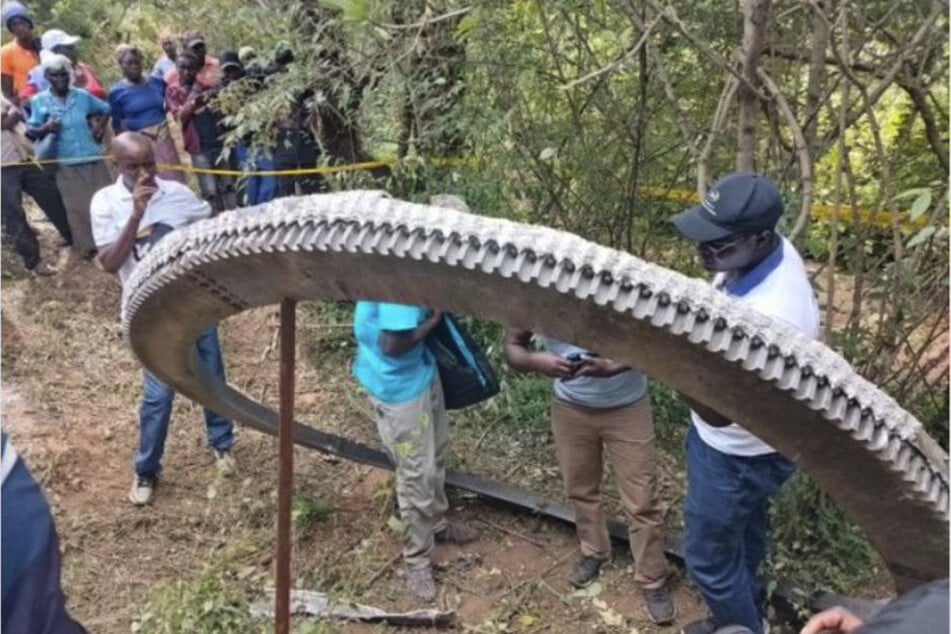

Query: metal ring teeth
<box><xmin>120</xmin><ymin>192</ymin><xmax>949</xmax><ymax>577</ymax></box>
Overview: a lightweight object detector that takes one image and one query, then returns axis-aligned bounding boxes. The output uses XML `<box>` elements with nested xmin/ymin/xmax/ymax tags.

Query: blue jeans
<box><xmin>134</xmin><ymin>328</ymin><xmax>234</xmax><ymax>478</ymax></box>
<box><xmin>235</xmin><ymin>144</ymin><xmax>279</xmax><ymax>206</ymax></box>
<box><xmin>683</xmin><ymin>425</ymin><xmax>795</xmax><ymax>633</ymax></box>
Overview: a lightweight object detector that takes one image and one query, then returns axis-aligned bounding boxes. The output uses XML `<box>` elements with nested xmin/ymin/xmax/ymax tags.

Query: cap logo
<box><xmin>702</xmin><ymin>189</ymin><xmax>720</xmax><ymax>215</ymax></box>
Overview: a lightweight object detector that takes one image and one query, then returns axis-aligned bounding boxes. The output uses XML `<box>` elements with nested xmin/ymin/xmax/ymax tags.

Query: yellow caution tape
<box><xmin>0</xmin><ymin>154</ymin><xmax>928</xmax><ymax>230</ymax></box>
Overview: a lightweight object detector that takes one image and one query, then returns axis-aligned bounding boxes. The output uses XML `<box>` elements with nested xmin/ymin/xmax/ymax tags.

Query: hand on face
<box><xmin>132</xmin><ymin>170</ymin><xmax>158</xmax><ymax>217</ymax></box>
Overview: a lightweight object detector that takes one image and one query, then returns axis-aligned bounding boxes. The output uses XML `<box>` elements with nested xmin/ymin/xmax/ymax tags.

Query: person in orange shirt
<box><xmin>0</xmin><ymin>1</ymin><xmax>41</xmax><ymax>105</ymax></box>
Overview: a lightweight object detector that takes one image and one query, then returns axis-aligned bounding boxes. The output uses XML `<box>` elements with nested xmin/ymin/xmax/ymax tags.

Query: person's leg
<box><xmin>601</xmin><ymin>398</ymin><xmax>668</xmax><ymax>589</ymax></box>
<box><xmin>372</xmin><ymin>386</ymin><xmax>438</xmax><ymax>570</ymax></box>
<box><xmin>54</xmin><ymin>163</ymin><xmax>104</xmax><ymax>257</ymax></box>
<box><xmin>295</xmin><ymin>134</ymin><xmax>322</xmax><ymax>195</ymax></box>
<box><xmin>134</xmin><ymin>370</ymin><xmax>176</xmax><ymax>478</ymax></box>
<box><xmin>430</xmin><ymin>375</ymin><xmax>450</xmax><ymax>533</ymax></box>
<box><xmin>194</xmin><ymin>327</ymin><xmax>235</xmax><ymax>453</ymax></box>
<box><xmin>550</xmin><ymin>398</ymin><xmax>611</xmax><ymax>561</ymax></box>
<box><xmin>683</xmin><ymin>426</ymin><xmax>763</xmax><ymax>633</ymax></box>
<box><xmin>254</xmin><ymin>150</ymin><xmax>280</xmax><ymax>204</ymax></box>
<box><xmin>20</xmin><ymin>164</ymin><xmax>72</xmax><ymax>245</ymax></box>
<box><xmin>274</xmin><ymin>130</ymin><xmax>305</xmax><ymax>198</ymax></box>
<box><xmin>190</xmin><ymin>153</ymin><xmax>219</xmax><ymax>211</ymax></box>
<box><xmin>215</xmin><ymin>166</ymin><xmax>238</xmax><ymax>211</ymax></box>
<box><xmin>1</xmin><ymin>168</ymin><xmax>41</xmax><ymax>270</ymax></box>
<box><xmin>743</xmin><ymin>455</ymin><xmax>795</xmax><ymax>618</ymax></box>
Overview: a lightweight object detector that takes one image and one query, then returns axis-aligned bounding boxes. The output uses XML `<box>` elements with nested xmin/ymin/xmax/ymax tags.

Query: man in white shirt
<box><xmin>91</xmin><ymin>132</ymin><xmax>237</xmax><ymax>506</ymax></box>
<box><xmin>671</xmin><ymin>172</ymin><xmax>820</xmax><ymax>634</ymax></box>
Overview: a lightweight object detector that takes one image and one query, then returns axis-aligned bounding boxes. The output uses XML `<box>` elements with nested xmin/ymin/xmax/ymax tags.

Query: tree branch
<box><xmin>758</xmin><ymin>69</ymin><xmax>813</xmax><ymax>242</ymax></box>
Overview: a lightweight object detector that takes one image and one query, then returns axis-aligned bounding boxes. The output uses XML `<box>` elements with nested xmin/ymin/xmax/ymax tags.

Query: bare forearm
<box><xmin>97</xmin><ymin>215</ymin><xmax>143</xmax><ymax>273</ymax></box>
<box><xmin>1</xmin><ymin>75</ymin><xmax>16</xmax><ymax>104</ymax></box>
<box><xmin>379</xmin><ymin>312</ymin><xmax>442</xmax><ymax>357</ymax></box>
<box><xmin>503</xmin><ymin>329</ymin><xmax>537</xmax><ymax>373</ymax></box>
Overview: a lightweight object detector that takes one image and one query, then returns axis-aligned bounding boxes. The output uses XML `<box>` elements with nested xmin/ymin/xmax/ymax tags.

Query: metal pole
<box><xmin>276</xmin><ymin>298</ymin><xmax>296</xmax><ymax>634</ymax></box>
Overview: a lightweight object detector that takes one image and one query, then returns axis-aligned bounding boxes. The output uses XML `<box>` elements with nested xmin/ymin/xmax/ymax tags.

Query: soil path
<box><xmin>2</xmin><ymin>228</ymin><xmax>705</xmax><ymax>633</ymax></box>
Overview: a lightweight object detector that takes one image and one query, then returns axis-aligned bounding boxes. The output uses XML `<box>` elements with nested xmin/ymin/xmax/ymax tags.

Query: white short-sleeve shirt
<box><xmin>691</xmin><ymin>236</ymin><xmax>820</xmax><ymax>456</ymax></box>
<box><xmin>90</xmin><ymin>176</ymin><xmax>212</xmax><ymax>287</ymax></box>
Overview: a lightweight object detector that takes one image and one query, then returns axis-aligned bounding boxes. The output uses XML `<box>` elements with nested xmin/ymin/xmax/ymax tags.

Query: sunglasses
<box><xmin>699</xmin><ymin>233</ymin><xmax>752</xmax><ymax>256</ymax></box>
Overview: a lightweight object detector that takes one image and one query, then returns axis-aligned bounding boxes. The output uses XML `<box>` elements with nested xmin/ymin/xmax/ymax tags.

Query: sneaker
<box><xmin>29</xmin><ymin>261</ymin><xmax>56</xmax><ymax>277</ymax></box>
<box><xmin>567</xmin><ymin>555</ymin><xmax>605</xmax><ymax>588</ymax></box>
<box><xmin>129</xmin><ymin>475</ymin><xmax>157</xmax><ymax>505</ymax></box>
<box><xmin>214</xmin><ymin>449</ymin><xmax>237</xmax><ymax>476</ymax></box>
<box><xmin>681</xmin><ymin>618</ymin><xmax>717</xmax><ymax>634</ymax></box>
<box><xmin>405</xmin><ymin>565</ymin><xmax>436</xmax><ymax>602</ymax></box>
<box><xmin>434</xmin><ymin>522</ymin><xmax>480</xmax><ymax>545</ymax></box>
<box><xmin>643</xmin><ymin>585</ymin><xmax>675</xmax><ymax>625</ymax></box>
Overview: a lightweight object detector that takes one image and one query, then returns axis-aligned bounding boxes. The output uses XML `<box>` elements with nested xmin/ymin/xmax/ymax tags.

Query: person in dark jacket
<box><xmin>1</xmin><ymin>433</ymin><xmax>87</xmax><ymax>634</ymax></box>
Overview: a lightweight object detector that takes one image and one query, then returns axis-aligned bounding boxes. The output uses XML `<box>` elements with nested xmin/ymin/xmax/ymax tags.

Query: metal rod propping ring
<box><xmin>276</xmin><ymin>299</ymin><xmax>297</xmax><ymax>634</ymax></box>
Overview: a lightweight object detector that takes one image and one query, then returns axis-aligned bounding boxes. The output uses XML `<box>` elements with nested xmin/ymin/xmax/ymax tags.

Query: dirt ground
<box><xmin>1</xmin><ymin>213</ymin><xmax>715</xmax><ymax>633</ymax></box>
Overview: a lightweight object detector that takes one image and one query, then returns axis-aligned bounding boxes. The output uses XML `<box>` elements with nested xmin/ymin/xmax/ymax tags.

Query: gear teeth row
<box><xmin>120</xmin><ymin>190</ymin><xmax>949</xmax><ymax>584</ymax></box>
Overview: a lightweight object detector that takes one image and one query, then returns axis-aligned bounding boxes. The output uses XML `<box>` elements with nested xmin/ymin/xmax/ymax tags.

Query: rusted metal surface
<box><xmin>275</xmin><ymin>299</ymin><xmax>297</xmax><ymax>634</ymax></box>
<box><xmin>122</xmin><ymin>190</ymin><xmax>949</xmax><ymax>592</ymax></box>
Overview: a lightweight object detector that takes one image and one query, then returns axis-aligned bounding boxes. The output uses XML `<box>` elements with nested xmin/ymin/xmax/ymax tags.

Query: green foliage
<box><xmin>293</xmin><ymin>494</ymin><xmax>338</xmax><ymax>532</ymax></box>
<box><xmin>134</xmin><ymin>550</ymin><xmax>261</xmax><ymax>634</ymax></box>
<box><xmin>770</xmin><ymin>474</ymin><xmax>880</xmax><ymax>595</ymax></box>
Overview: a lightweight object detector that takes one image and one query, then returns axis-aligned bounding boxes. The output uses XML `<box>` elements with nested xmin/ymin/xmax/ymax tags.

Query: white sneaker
<box><xmin>214</xmin><ymin>449</ymin><xmax>237</xmax><ymax>476</ymax></box>
<box><xmin>129</xmin><ymin>475</ymin><xmax>156</xmax><ymax>505</ymax></box>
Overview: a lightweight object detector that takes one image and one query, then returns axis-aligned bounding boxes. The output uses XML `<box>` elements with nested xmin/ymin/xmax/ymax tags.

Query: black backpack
<box><xmin>426</xmin><ymin>314</ymin><xmax>499</xmax><ymax>410</ymax></box>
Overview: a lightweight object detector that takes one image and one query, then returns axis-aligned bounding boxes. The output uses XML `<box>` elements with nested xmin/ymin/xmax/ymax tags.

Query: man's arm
<box><xmin>503</xmin><ymin>328</ymin><xmax>574</xmax><ymax>379</ymax></box>
<box><xmin>378</xmin><ymin>310</ymin><xmax>443</xmax><ymax>358</ymax></box>
<box><xmin>2</xmin><ymin>74</ymin><xmax>16</xmax><ymax>105</ymax></box>
<box><xmin>96</xmin><ymin>174</ymin><xmax>157</xmax><ymax>274</ymax></box>
<box><xmin>1</xmin><ymin>105</ymin><xmax>21</xmax><ymax>131</ymax></box>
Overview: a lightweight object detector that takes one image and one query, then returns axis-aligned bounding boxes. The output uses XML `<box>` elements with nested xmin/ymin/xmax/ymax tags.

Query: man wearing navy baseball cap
<box><xmin>672</xmin><ymin>172</ymin><xmax>820</xmax><ymax>634</ymax></box>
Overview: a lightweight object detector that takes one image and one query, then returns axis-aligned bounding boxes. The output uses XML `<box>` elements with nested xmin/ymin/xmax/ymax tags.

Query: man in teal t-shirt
<box><xmin>353</xmin><ymin>301</ymin><xmax>479</xmax><ymax>602</ymax></box>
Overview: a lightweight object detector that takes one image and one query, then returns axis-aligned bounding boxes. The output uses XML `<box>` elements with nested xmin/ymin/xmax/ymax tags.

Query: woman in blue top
<box><xmin>27</xmin><ymin>53</ymin><xmax>112</xmax><ymax>258</ymax></box>
<box><xmin>107</xmin><ymin>45</ymin><xmax>184</xmax><ymax>183</ymax></box>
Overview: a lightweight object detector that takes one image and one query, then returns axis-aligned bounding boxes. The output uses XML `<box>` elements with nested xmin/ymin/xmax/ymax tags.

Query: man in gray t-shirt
<box><xmin>504</xmin><ymin>329</ymin><xmax>673</xmax><ymax>626</ymax></box>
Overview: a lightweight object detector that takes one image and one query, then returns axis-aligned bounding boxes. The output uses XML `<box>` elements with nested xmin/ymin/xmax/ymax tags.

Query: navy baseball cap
<box><xmin>672</xmin><ymin>172</ymin><xmax>784</xmax><ymax>242</ymax></box>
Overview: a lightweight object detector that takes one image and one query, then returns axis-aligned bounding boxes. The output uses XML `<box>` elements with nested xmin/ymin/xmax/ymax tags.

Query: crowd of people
<box><xmin>1</xmin><ymin>3</ymin><xmax>946</xmax><ymax>634</ymax></box>
<box><xmin>0</xmin><ymin>0</ymin><xmax>323</xmax><ymax>277</ymax></box>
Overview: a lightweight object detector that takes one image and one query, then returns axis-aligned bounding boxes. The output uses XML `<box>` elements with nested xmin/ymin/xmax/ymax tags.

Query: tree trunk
<box><xmin>803</xmin><ymin>0</ymin><xmax>828</xmax><ymax>163</ymax></box>
<box><xmin>736</xmin><ymin>0</ymin><xmax>770</xmax><ymax>171</ymax></box>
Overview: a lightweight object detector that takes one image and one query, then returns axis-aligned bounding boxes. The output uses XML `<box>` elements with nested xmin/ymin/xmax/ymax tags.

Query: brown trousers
<box><xmin>551</xmin><ymin>396</ymin><xmax>668</xmax><ymax>589</ymax></box>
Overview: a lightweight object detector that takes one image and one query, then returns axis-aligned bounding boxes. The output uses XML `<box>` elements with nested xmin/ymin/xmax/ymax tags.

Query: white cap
<box><xmin>41</xmin><ymin>29</ymin><xmax>81</xmax><ymax>51</ymax></box>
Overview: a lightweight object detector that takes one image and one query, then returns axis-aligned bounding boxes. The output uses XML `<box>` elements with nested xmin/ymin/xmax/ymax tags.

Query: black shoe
<box><xmin>567</xmin><ymin>556</ymin><xmax>604</xmax><ymax>588</ymax></box>
<box><xmin>434</xmin><ymin>522</ymin><xmax>480</xmax><ymax>545</ymax></box>
<box><xmin>681</xmin><ymin>619</ymin><xmax>716</xmax><ymax>634</ymax></box>
<box><xmin>643</xmin><ymin>585</ymin><xmax>675</xmax><ymax>625</ymax></box>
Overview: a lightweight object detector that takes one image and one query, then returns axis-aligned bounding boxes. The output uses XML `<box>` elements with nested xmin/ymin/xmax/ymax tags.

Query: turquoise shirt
<box><xmin>353</xmin><ymin>301</ymin><xmax>435</xmax><ymax>404</ymax></box>
<box><xmin>27</xmin><ymin>88</ymin><xmax>110</xmax><ymax>165</ymax></box>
